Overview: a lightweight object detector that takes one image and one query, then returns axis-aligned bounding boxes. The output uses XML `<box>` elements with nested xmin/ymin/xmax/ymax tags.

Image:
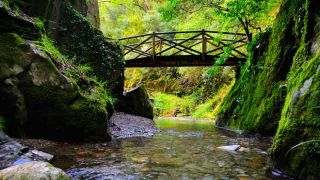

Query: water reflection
<box><xmin>46</xmin><ymin>119</ymin><xmax>291</xmax><ymax>179</ymax></box>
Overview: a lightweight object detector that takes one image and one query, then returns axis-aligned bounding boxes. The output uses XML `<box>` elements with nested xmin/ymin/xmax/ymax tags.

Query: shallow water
<box><xmin>46</xmin><ymin>119</ymin><xmax>291</xmax><ymax>179</ymax></box>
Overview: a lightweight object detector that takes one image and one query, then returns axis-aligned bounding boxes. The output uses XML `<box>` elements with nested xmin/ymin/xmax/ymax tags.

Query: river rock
<box><xmin>217</xmin><ymin>145</ymin><xmax>241</xmax><ymax>151</ymax></box>
<box><xmin>0</xmin><ymin>161</ymin><xmax>70</xmax><ymax>180</ymax></box>
<box><xmin>0</xmin><ymin>131</ymin><xmax>54</xmax><ymax>169</ymax></box>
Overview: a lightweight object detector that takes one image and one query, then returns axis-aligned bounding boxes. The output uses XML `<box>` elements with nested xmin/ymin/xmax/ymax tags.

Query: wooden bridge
<box><xmin>117</xmin><ymin>30</ymin><xmax>248</xmax><ymax>67</ymax></box>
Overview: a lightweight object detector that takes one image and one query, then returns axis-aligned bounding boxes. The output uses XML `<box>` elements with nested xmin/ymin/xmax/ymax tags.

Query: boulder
<box><xmin>0</xmin><ymin>161</ymin><xmax>70</xmax><ymax>180</ymax></box>
<box><xmin>118</xmin><ymin>85</ymin><xmax>154</xmax><ymax>119</ymax></box>
<box><xmin>0</xmin><ymin>32</ymin><xmax>110</xmax><ymax>141</ymax></box>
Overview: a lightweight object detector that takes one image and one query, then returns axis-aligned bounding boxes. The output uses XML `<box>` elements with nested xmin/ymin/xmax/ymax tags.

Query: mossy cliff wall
<box><xmin>7</xmin><ymin>0</ymin><xmax>124</xmax><ymax>94</ymax></box>
<box><xmin>270</xmin><ymin>0</ymin><xmax>320</xmax><ymax>178</ymax></box>
<box><xmin>0</xmin><ymin>0</ymin><xmax>124</xmax><ymax>141</ymax></box>
<box><xmin>217</xmin><ymin>0</ymin><xmax>320</xmax><ymax>178</ymax></box>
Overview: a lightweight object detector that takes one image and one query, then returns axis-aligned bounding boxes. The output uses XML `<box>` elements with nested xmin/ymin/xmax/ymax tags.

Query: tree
<box><xmin>160</xmin><ymin>0</ymin><xmax>280</xmax><ymax>42</ymax></box>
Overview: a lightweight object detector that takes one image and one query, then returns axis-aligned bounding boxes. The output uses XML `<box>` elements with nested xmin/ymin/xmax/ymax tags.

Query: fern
<box><xmin>285</xmin><ymin>140</ymin><xmax>320</xmax><ymax>157</ymax></box>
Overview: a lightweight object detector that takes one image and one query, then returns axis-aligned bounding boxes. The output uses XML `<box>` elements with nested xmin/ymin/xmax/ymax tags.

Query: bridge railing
<box><xmin>117</xmin><ymin>30</ymin><xmax>248</xmax><ymax>62</ymax></box>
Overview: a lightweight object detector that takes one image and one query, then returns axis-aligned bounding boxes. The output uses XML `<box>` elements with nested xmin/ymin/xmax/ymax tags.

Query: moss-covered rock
<box><xmin>0</xmin><ymin>0</ymin><xmax>124</xmax><ymax>141</ymax></box>
<box><xmin>269</xmin><ymin>0</ymin><xmax>320</xmax><ymax>178</ymax></box>
<box><xmin>0</xmin><ymin>32</ymin><xmax>112</xmax><ymax>141</ymax></box>
<box><xmin>57</xmin><ymin>3</ymin><xmax>124</xmax><ymax>95</ymax></box>
<box><xmin>0</xmin><ymin>161</ymin><xmax>70</xmax><ymax>180</ymax></box>
<box><xmin>217</xmin><ymin>0</ymin><xmax>309</xmax><ymax>136</ymax></box>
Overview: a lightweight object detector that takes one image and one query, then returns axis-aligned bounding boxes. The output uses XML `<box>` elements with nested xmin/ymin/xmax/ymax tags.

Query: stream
<box><xmin>44</xmin><ymin>119</ymin><xmax>291</xmax><ymax>179</ymax></box>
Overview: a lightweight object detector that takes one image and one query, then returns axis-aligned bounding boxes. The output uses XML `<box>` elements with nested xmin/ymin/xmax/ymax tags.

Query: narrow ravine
<box><xmin>32</xmin><ymin>119</ymin><xmax>291</xmax><ymax>179</ymax></box>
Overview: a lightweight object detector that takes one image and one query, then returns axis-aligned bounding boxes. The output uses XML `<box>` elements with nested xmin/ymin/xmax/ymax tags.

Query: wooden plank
<box><xmin>125</xmin><ymin>55</ymin><xmax>245</xmax><ymax>67</ymax></box>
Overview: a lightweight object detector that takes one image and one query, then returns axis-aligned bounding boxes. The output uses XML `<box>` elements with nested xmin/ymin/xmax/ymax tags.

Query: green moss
<box><xmin>192</xmin><ymin>99</ymin><xmax>215</xmax><ymax>119</ymax></box>
<box><xmin>0</xmin><ymin>33</ymin><xmax>23</xmax><ymax>47</ymax></box>
<box><xmin>217</xmin><ymin>0</ymin><xmax>320</xmax><ymax>177</ymax></box>
<box><xmin>0</xmin><ymin>33</ymin><xmax>30</xmax><ymax>76</ymax></box>
<box><xmin>216</xmin><ymin>0</ymin><xmax>310</xmax><ymax>135</ymax></box>
<box><xmin>57</xmin><ymin>3</ymin><xmax>124</xmax><ymax>91</ymax></box>
<box><xmin>34</xmin><ymin>17</ymin><xmax>45</xmax><ymax>32</ymax></box>
<box><xmin>270</xmin><ymin>51</ymin><xmax>320</xmax><ymax>177</ymax></box>
<box><xmin>36</xmin><ymin>35</ymin><xmax>66</xmax><ymax>61</ymax></box>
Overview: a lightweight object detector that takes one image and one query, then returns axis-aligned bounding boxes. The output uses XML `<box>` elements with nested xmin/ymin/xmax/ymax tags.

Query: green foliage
<box><xmin>158</xmin><ymin>0</ymin><xmax>181</xmax><ymax>22</ymax></box>
<box><xmin>153</xmin><ymin>92</ymin><xmax>185</xmax><ymax>116</ymax></box>
<box><xmin>37</xmin><ymin>35</ymin><xmax>66</xmax><ymax>61</ymax></box>
<box><xmin>191</xmin><ymin>99</ymin><xmax>216</xmax><ymax>119</ymax></box>
<box><xmin>59</xmin><ymin>3</ymin><xmax>124</xmax><ymax>89</ymax></box>
<box><xmin>34</xmin><ymin>17</ymin><xmax>45</xmax><ymax>32</ymax></box>
<box><xmin>160</xmin><ymin>0</ymin><xmax>281</xmax><ymax>40</ymax></box>
<box><xmin>285</xmin><ymin>140</ymin><xmax>320</xmax><ymax>158</ymax></box>
<box><xmin>152</xmin><ymin>82</ymin><xmax>233</xmax><ymax>119</ymax></box>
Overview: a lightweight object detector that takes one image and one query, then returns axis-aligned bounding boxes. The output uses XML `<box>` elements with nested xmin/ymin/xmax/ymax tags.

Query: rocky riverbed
<box><xmin>108</xmin><ymin>112</ymin><xmax>160</xmax><ymax>139</ymax></box>
<box><xmin>0</xmin><ymin>112</ymin><xmax>159</xmax><ymax>179</ymax></box>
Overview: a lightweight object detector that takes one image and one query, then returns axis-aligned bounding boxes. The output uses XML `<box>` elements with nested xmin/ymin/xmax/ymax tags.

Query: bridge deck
<box><xmin>125</xmin><ymin>55</ymin><xmax>246</xmax><ymax>67</ymax></box>
<box><xmin>116</xmin><ymin>30</ymin><xmax>248</xmax><ymax>68</ymax></box>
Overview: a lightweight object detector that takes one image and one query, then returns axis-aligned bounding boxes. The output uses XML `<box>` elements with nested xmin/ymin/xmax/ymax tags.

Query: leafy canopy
<box><xmin>160</xmin><ymin>0</ymin><xmax>281</xmax><ymax>41</ymax></box>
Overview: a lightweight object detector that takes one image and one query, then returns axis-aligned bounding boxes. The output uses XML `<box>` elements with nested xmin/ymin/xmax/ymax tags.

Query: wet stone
<box><xmin>217</xmin><ymin>145</ymin><xmax>241</xmax><ymax>151</ymax></box>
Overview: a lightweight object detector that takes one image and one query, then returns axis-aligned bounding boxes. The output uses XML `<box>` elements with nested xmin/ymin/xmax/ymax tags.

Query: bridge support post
<box><xmin>152</xmin><ymin>32</ymin><xmax>156</xmax><ymax>61</ymax></box>
<box><xmin>202</xmin><ymin>29</ymin><xmax>207</xmax><ymax>61</ymax></box>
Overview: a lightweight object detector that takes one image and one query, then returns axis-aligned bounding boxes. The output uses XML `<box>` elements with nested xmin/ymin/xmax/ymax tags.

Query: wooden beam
<box><xmin>124</xmin><ymin>36</ymin><xmax>152</xmax><ymax>55</ymax></box>
<box><xmin>124</xmin><ymin>45</ymin><xmax>151</xmax><ymax>57</ymax></box>
<box><xmin>155</xmin><ymin>33</ymin><xmax>202</xmax><ymax>55</ymax></box>
<box><xmin>152</xmin><ymin>32</ymin><xmax>156</xmax><ymax>61</ymax></box>
<box><xmin>171</xmin><ymin>41</ymin><xmax>202</xmax><ymax>56</ymax></box>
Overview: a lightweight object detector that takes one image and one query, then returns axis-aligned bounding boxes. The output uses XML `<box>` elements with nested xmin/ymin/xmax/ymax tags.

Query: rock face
<box><xmin>15</xmin><ymin>0</ymin><xmax>100</xmax><ymax>29</ymax></box>
<box><xmin>217</xmin><ymin>0</ymin><xmax>320</xmax><ymax>178</ymax></box>
<box><xmin>0</xmin><ymin>161</ymin><xmax>70</xmax><ymax>180</ymax></box>
<box><xmin>0</xmin><ymin>32</ymin><xmax>110</xmax><ymax>141</ymax></box>
<box><xmin>0</xmin><ymin>2</ymin><xmax>123</xmax><ymax>141</ymax></box>
<box><xmin>3</xmin><ymin>0</ymin><xmax>124</xmax><ymax>95</ymax></box>
<box><xmin>118</xmin><ymin>85</ymin><xmax>154</xmax><ymax>119</ymax></box>
<box><xmin>0</xmin><ymin>1</ymin><xmax>40</xmax><ymax>40</ymax></box>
